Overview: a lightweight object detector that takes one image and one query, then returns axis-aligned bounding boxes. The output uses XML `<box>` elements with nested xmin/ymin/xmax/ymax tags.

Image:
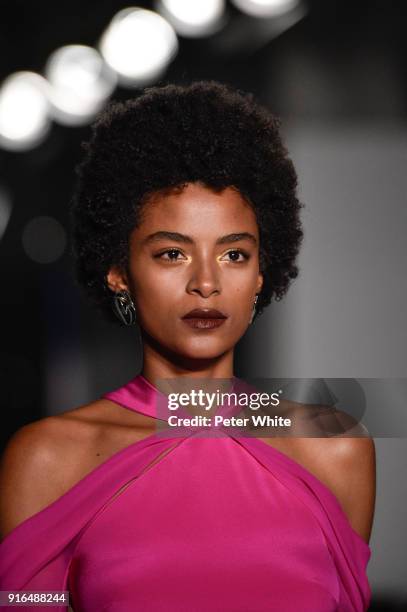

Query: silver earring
<box><xmin>249</xmin><ymin>295</ymin><xmax>259</xmax><ymax>325</ymax></box>
<box><xmin>112</xmin><ymin>290</ymin><xmax>137</xmax><ymax>326</ymax></box>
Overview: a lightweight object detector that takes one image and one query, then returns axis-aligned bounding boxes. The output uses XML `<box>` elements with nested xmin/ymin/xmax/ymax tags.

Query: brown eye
<box><xmin>222</xmin><ymin>250</ymin><xmax>250</xmax><ymax>263</ymax></box>
<box><xmin>155</xmin><ymin>249</ymin><xmax>185</xmax><ymax>262</ymax></box>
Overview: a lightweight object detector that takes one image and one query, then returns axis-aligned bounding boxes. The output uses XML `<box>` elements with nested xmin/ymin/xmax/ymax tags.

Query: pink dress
<box><xmin>0</xmin><ymin>374</ymin><xmax>372</xmax><ymax>611</ymax></box>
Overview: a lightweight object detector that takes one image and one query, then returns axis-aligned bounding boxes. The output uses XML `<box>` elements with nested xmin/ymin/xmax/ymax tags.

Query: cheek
<box><xmin>231</xmin><ymin>284</ymin><xmax>255</xmax><ymax>302</ymax></box>
<box><xmin>226</xmin><ymin>272</ymin><xmax>259</xmax><ymax>307</ymax></box>
<box><xmin>129</xmin><ymin>272</ymin><xmax>182</xmax><ymax>324</ymax></box>
<box><xmin>142</xmin><ymin>282</ymin><xmax>174</xmax><ymax>305</ymax></box>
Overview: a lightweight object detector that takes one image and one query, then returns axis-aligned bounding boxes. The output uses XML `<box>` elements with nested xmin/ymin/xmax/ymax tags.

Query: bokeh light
<box><xmin>45</xmin><ymin>45</ymin><xmax>117</xmax><ymax>126</ymax></box>
<box><xmin>156</xmin><ymin>0</ymin><xmax>227</xmax><ymax>37</ymax></box>
<box><xmin>99</xmin><ymin>8</ymin><xmax>178</xmax><ymax>87</ymax></box>
<box><xmin>22</xmin><ymin>216</ymin><xmax>67</xmax><ymax>264</ymax></box>
<box><xmin>0</xmin><ymin>72</ymin><xmax>50</xmax><ymax>151</ymax></box>
<box><xmin>231</xmin><ymin>0</ymin><xmax>300</xmax><ymax>18</ymax></box>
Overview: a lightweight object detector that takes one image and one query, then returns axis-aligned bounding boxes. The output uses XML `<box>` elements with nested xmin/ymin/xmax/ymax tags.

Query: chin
<box><xmin>173</xmin><ymin>339</ymin><xmax>231</xmax><ymax>361</ymax></box>
<box><xmin>178</xmin><ymin>347</ymin><xmax>226</xmax><ymax>361</ymax></box>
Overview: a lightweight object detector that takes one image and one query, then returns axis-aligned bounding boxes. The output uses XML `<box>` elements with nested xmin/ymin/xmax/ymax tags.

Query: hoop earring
<box><xmin>112</xmin><ymin>290</ymin><xmax>137</xmax><ymax>326</ymax></box>
<box><xmin>249</xmin><ymin>295</ymin><xmax>259</xmax><ymax>325</ymax></box>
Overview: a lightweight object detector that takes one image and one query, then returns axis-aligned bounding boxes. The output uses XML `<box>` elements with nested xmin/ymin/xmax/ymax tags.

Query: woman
<box><xmin>0</xmin><ymin>81</ymin><xmax>375</xmax><ymax>611</ymax></box>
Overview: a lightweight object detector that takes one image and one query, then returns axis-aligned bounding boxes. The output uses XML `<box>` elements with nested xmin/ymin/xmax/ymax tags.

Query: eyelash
<box><xmin>154</xmin><ymin>248</ymin><xmax>250</xmax><ymax>263</ymax></box>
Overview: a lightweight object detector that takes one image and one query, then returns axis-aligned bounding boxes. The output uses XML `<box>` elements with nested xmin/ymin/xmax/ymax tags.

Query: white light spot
<box><xmin>99</xmin><ymin>8</ymin><xmax>178</xmax><ymax>87</ymax></box>
<box><xmin>231</xmin><ymin>0</ymin><xmax>300</xmax><ymax>18</ymax></box>
<box><xmin>0</xmin><ymin>72</ymin><xmax>50</xmax><ymax>151</ymax></box>
<box><xmin>45</xmin><ymin>45</ymin><xmax>117</xmax><ymax>126</ymax></box>
<box><xmin>157</xmin><ymin>0</ymin><xmax>226</xmax><ymax>37</ymax></box>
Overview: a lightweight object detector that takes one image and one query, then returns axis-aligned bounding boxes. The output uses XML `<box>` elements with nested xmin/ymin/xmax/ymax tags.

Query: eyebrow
<box><xmin>143</xmin><ymin>231</ymin><xmax>258</xmax><ymax>246</ymax></box>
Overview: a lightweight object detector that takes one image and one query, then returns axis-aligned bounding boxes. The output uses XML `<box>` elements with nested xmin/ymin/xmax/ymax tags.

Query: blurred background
<box><xmin>0</xmin><ymin>0</ymin><xmax>406</xmax><ymax>608</ymax></box>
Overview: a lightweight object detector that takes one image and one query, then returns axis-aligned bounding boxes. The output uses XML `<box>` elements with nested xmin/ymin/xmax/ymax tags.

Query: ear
<box><xmin>256</xmin><ymin>272</ymin><xmax>264</xmax><ymax>295</ymax></box>
<box><xmin>105</xmin><ymin>265</ymin><xmax>130</xmax><ymax>293</ymax></box>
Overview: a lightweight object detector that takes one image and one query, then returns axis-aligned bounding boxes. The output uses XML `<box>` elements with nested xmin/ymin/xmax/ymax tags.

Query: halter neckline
<box><xmin>102</xmin><ymin>373</ymin><xmax>241</xmax><ymax>421</ymax></box>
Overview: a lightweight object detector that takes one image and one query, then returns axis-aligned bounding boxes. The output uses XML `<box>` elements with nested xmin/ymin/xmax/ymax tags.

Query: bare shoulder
<box><xmin>278</xmin><ymin>400</ymin><xmax>376</xmax><ymax>543</ymax></box>
<box><xmin>298</xmin><ymin>431</ymin><xmax>376</xmax><ymax>544</ymax></box>
<box><xmin>0</xmin><ymin>400</ymin><xmax>119</xmax><ymax>540</ymax></box>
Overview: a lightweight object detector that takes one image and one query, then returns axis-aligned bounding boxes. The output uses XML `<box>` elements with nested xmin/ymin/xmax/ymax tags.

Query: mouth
<box><xmin>181</xmin><ymin>308</ymin><xmax>228</xmax><ymax>330</ymax></box>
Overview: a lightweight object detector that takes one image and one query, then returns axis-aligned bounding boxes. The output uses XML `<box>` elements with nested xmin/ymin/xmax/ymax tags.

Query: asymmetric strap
<box><xmin>102</xmin><ymin>373</ymin><xmax>165</xmax><ymax>419</ymax></box>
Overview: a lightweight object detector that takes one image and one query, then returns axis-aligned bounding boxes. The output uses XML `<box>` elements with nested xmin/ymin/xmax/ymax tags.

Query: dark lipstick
<box><xmin>181</xmin><ymin>308</ymin><xmax>228</xmax><ymax>330</ymax></box>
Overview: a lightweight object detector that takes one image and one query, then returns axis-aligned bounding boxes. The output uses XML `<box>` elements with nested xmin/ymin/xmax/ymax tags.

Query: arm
<box><xmin>0</xmin><ymin>418</ymin><xmax>63</xmax><ymax>540</ymax></box>
<box><xmin>324</xmin><ymin>436</ymin><xmax>376</xmax><ymax>544</ymax></box>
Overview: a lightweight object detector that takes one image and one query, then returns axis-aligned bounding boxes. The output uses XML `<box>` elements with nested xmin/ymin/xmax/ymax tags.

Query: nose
<box><xmin>186</xmin><ymin>254</ymin><xmax>221</xmax><ymax>298</ymax></box>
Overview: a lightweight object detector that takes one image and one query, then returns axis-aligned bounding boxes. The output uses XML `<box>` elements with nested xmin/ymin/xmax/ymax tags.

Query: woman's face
<box><xmin>107</xmin><ymin>182</ymin><xmax>263</xmax><ymax>361</ymax></box>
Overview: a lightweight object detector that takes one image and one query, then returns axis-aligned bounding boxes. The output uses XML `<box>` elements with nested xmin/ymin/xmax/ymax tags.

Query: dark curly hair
<box><xmin>70</xmin><ymin>80</ymin><xmax>304</xmax><ymax>324</ymax></box>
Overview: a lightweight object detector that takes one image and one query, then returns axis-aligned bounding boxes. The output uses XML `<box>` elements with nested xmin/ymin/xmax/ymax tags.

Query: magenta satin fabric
<box><xmin>0</xmin><ymin>374</ymin><xmax>372</xmax><ymax>611</ymax></box>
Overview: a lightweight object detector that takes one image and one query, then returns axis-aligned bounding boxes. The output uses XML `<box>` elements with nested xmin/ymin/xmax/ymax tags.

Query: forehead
<box><xmin>133</xmin><ymin>183</ymin><xmax>258</xmax><ymax>237</ymax></box>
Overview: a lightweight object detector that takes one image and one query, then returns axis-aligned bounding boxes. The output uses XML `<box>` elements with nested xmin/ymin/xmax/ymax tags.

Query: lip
<box><xmin>182</xmin><ymin>308</ymin><xmax>228</xmax><ymax>319</ymax></box>
<box><xmin>181</xmin><ymin>308</ymin><xmax>228</xmax><ymax>330</ymax></box>
<box><xmin>182</xmin><ymin>318</ymin><xmax>227</xmax><ymax>330</ymax></box>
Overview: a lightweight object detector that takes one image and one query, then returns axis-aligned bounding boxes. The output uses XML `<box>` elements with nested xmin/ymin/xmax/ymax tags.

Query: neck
<box><xmin>140</xmin><ymin>330</ymin><xmax>234</xmax><ymax>386</ymax></box>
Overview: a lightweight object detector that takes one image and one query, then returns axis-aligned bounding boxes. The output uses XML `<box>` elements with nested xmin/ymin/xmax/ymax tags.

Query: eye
<box><xmin>222</xmin><ymin>249</ymin><xmax>250</xmax><ymax>263</ymax></box>
<box><xmin>154</xmin><ymin>248</ymin><xmax>250</xmax><ymax>264</ymax></box>
<box><xmin>155</xmin><ymin>248</ymin><xmax>186</xmax><ymax>262</ymax></box>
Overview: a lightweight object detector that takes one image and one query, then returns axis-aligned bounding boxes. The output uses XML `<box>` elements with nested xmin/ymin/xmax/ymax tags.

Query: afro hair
<box><xmin>70</xmin><ymin>80</ymin><xmax>304</xmax><ymax>324</ymax></box>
